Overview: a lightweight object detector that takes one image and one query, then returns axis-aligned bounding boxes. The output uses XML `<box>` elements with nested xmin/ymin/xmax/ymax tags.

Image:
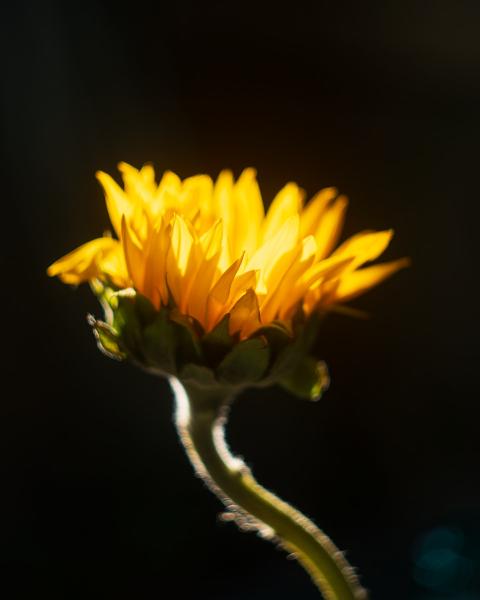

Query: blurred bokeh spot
<box><xmin>413</xmin><ymin>523</ymin><xmax>479</xmax><ymax>598</ymax></box>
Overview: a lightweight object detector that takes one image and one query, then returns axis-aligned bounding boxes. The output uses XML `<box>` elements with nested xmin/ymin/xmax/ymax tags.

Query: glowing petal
<box><xmin>96</xmin><ymin>171</ymin><xmax>134</xmax><ymax>238</ymax></box>
<box><xmin>262</xmin><ymin>182</ymin><xmax>304</xmax><ymax>244</ymax></box>
<box><xmin>229</xmin><ymin>288</ymin><xmax>262</xmax><ymax>338</ymax></box>
<box><xmin>231</xmin><ymin>168</ymin><xmax>264</xmax><ymax>258</ymax></box>
<box><xmin>206</xmin><ymin>256</ymin><xmax>243</xmax><ymax>330</ymax></box>
<box><xmin>166</xmin><ymin>214</ymin><xmax>195</xmax><ymax>308</ymax></box>
<box><xmin>121</xmin><ymin>216</ymin><xmax>145</xmax><ymax>291</ymax></box>
<box><xmin>300</xmin><ymin>187</ymin><xmax>338</xmax><ymax>238</ymax></box>
<box><xmin>331</xmin><ymin>258</ymin><xmax>410</xmax><ymax>303</ymax></box>
<box><xmin>50</xmin><ymin>163</ymin><xmax>407</xmax><ymax>337</ymax></box>
<box><xmin>248</xmin><ymin>214</ymin><xmax>300</xmax><ymax>292</ymax></box>
<box><xmin>332</xmin><ymin>229</ymin><xmax>394</xmax><ymax>270</ymax></box>
<box><xmin>314</xmin><ymin>195</ymin><xmax>348</xmax><ymax>259</ymax></box>
<box><xmin>47</xmin><ymin>237</ymin><xmax>121</xmax><ymax>285</ymax></box>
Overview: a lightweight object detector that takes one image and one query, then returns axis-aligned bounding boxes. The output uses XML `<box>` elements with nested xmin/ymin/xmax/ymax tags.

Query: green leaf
<box><xmin>217</xmin><ymin>338</ymin><xmax>270</xmax><ymax>385</ymax></box>
<box><xmin>279</xmin><ymin>358</ymin><xmax>330</xmax><ymax>401</ymax></box>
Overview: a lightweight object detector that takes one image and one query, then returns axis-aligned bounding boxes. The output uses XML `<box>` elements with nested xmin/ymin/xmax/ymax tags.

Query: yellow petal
<box><xmin>314</xmin><ymin>194</ymin><xmax>348</xmax><ymax>259</ymax></box>
<box><xmin>166</xmin><ymin>214</ymin><xmax>195</xmax><ymax>308</ymax></box>
<box><xmin>261</xmin><ymin>236</ymin><xmax>317</xmax><ymax>323</ymax></box>
<box><xmin>142</xmin><ymin>218</ymin><xmax>169</xmax><ymax>307</ymax></box>
<box><xmin>331</xmin><ymin>229</ymin><xmax>393</xmax><ymax>270</ymax></box>
<box><xmin>301</xmin><ymin>255</ymin><xmax>355</xmax><ymax>290</ymax></box>
<box><xmin>121</xmin><ymin>216</ymin><xmax>145</xmax><ymax>291</ymax></box>
<box><xmin>300</xmin><ymin>187</ymin><xmax>338</xmax><ymax>238</ymax></box>
<box><xmin>213</xmin><ymin>170</ymin><xmax>235</xmax><ymax>265</ymax></box>
<box><xmin>262</xmin><ymin>182</ymin><xmax>304</xmax><ymax>244</ymax></box>
<box><xmin>181</xmin><ymin>175</ymin><xmax>214</xmax><ymax>226</ymax></box>
<box><xmin>96</xmin><ymin>171</ymin><xmax>134</xmax><ymax>238</ymax></box>
<box><xmin>151</xmin><ymin>170</ymin><xmax>182</xmax><ymax>217</ymax></box>
<box><xmin>231</xmin><ymin>168</ymin><xmax>264</xmax><ymax>258</ymax></box>
<box><xmin>206</xmin><ymin>255</ymin><xmax>243</xmax><ymax>329</ymax></box>
<box><xmin>229</xmin><ymin>288</ymin><xmax>262</xmax><ymax>338</ymax></box>
<box><xmin>97</xmin><ymin>243</ymin><xmax>130</xmax><ymax>288</ymax></box>
<box><xmin>330</xmin><ymin>258</ymin><xmax>410</xmax><ymax>304</ymax></box>
<box><xmin>199</xmin><ymin>219</ymin><xmax>223</xmax><ymax>260</ymax></box>
<box><xmin>248</xmin><ymin>214</ymin><xmax>299</xmax><ymax>292</ymax></box>
<box><xmin>228</xmin><ymin>270</ymin><xmax>258</xmax><ymax>308</ymax></box>
<box><xmin>47</xmin><ymin>237</ymin><xmax>120</xmax><ymax>284</ymax></box>
<box><xmin>186</xmin><ymin>252</ymin><xmax>221</xmax><ymax>327</ymax></box>
<box><xmin>118</xmin><ymin>162</ymin><xmax>156</xmax><ymax>207</ymax></box>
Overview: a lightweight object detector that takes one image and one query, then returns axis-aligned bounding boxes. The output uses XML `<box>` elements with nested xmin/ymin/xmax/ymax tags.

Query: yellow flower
<box><xmin>48</xmin><ymin>162</ymin><xmax>408</xmax><ymax>339</ymax></box>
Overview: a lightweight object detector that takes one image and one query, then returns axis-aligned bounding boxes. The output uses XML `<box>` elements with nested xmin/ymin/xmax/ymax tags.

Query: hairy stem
<box><xmin>170</xmin><ymin>377</ymin><xmax>368</xmax><ymax>600</ymax></box>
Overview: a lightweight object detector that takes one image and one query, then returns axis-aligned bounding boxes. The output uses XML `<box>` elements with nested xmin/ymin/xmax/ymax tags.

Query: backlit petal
<box><xmin>262</xmin><ymin>182</ymin><xmax>304</xmax><ymax>244</ymax></box>
<box><xmin>330</xmin><ymin>258</ymin><xmax>410</xmax><ymax>304</ymax></box>
<box><xmin>314</xmin><ymin>194</ymin><xmax>348</xmax><ymax>259</ymax></box>
<box><xmin>96</xmin><ymin>171</ymin><xmax>134</xmax><ymax>238</ymax></box>
<box><xmin>47</xmin><ymin>237</ymin><xmax>121</xmax><ymax>284</ymax></box>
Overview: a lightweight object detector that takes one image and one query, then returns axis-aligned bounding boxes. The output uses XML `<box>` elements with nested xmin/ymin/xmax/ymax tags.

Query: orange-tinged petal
<box><xmin>142</xmin><ymin>218</ymin><xmax>169</xmax><ymax>307</ymax></box>
<box><xmin>206</xmin><ymin>255</ymin><xmax>243</xmax><ymax>329</ymax></box>
<box><xmin>229</xmin><ymin>288</ymin><xmax>262</xmax><ymax>338</ymax></box>
<box><xmin>186</xmin><ymin>252</ymin><xmax>221</xmax><ymax>327</ymax></box>
<box><xmin>228</xmin><ymin>270</ymin><xmax>258</xmax><ymax>309</ymax></box>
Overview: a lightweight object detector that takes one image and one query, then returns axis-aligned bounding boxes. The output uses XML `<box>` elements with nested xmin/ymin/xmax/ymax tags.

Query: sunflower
<box><xmin>48</xmin><ymin>162</ymin><xmax>409</xmax><ymax>599</ymax></box>
<box><xmin>48</xmin><ymin>163</ymin><xmax>407</xmax><ymax>339</ymax></box>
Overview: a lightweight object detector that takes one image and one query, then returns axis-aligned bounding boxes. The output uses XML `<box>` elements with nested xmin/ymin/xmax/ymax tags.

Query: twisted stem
<box><xmin>170</xmin><ymin>377</ymin><xmax>368</xmax><ymax>600</ymax></box>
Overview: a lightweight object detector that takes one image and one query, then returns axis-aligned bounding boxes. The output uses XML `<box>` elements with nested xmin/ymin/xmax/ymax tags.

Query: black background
<box><xmin>2</xmin><ymin>1</ymin><xmax>479</xmax><ymax>599</ymax></box>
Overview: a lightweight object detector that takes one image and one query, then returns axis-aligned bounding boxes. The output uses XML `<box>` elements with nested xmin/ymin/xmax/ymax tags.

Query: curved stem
<box><xmin>170</xmin><ymin>378</ymin><xmax>368</xmax><ymax>600</ymax></box>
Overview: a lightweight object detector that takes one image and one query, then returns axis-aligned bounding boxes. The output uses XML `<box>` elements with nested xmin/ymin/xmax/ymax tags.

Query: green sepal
<box><xmin>217</xmin><ymin>338</ymin><xmax>270</xmax><ymax>385</ymax></box>
<box><xmin>168</xmin><ymin>309</ymin><xmax>204</xmax><ymax>368</ymax></box>
<box><xmin>141</xmin><ymin>307</ymin><xmax>177</xmax><ymax>374</ymax></box>
<box><xmin>134</xmin><ymin>293</ymin><xmax>158</xmax><ymax>327</ymax></box>
<box><xmin>180</xmin><ymin>363</ymin><xmax>218</xmax><ymax>387</ymax></box>
<box><xmin>279</xmin><ymin>357</ymin><xmax>329</xmax><ymax>401</ymax></box>
<box><xmin>110</xmin><ymin>291</ymin><xmax>145</xmax><ymax>362</ymax></box>
<box><xmin>202</xmin><ymin>315</ymin><xmax>235</xmax><ymax>366</ymax></box>
<box><xmin>87</xmin><ymin>315</ymin><xmax>125</xmax><ymax>360</ymax></box>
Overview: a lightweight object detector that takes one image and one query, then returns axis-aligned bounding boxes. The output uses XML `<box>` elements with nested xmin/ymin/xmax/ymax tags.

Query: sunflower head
<box><xmin>48</xmin><ymin>163</ymin><xmax>408</xmax><ymax>398</ymax></box>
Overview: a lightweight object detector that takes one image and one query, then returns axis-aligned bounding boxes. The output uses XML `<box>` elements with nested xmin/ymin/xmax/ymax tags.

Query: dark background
<box><xmin>1</xmin><ymin>1</ymin><xmax>478</xmax><ymax>598</ymax></box>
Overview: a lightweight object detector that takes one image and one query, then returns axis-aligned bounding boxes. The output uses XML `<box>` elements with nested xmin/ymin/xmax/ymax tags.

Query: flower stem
<box><xmin>170</xmin><ymin>378</ymin><xmax>368</xmax><ymax>600</ymax></box>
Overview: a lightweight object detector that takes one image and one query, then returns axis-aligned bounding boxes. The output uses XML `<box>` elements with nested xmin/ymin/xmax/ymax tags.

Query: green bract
<box><xmin>88</xmin><ymin>280</ymin><xmax>329</xmax><ymax>400</ymax></box>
